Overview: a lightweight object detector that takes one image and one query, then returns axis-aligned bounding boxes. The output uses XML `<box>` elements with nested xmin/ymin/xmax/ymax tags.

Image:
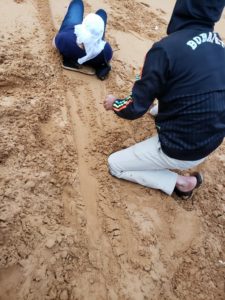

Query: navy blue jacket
<box><xmin>55</xmin><ymin>28</ymin><xmax>113</xmax><ymax>78</ymax></box>
<box><xmin>55</xmin><ymin>28</ymin><xmax>112</xmax><ymax>63</ymax></box>
<box><xmin>113</xmin><ymin>0</ymin><xmax>225</xmax><ymax>160</ymax></box>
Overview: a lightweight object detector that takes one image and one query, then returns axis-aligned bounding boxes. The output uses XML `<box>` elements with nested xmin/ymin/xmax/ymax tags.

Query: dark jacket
<box><xmin>113</xmin><ymin>0</ymin><xmax>225</xmax><ymax>160</ymax></box>
<box><xmin>55</xmin><ymin>28</ymin><xmax>112</xmax><ymax>78</ymax></box>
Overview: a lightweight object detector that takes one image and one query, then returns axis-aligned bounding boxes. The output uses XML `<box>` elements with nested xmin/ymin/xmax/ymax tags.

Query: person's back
<box><xmin>133</xmin><ymin>0</ymin><xmax>225</xmax><ymax>160</ymax></box>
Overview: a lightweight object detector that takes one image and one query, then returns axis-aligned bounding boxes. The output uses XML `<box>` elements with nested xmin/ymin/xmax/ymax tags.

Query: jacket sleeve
<box><xmin>113</xmin><ymin>45</ymin><xmax>169</xmax><ymax>120</ymax></box>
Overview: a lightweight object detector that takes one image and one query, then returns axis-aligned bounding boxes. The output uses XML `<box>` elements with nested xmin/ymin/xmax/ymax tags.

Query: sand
<box><xmin>0</xmin><ymin>0</ymin><xmax>225</xmax><ymax>299</ymax></box>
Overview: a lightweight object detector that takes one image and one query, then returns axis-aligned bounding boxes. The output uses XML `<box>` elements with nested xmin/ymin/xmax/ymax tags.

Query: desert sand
<box><xmin>0</xmin><ymin>0</ymin><xmax>225</xmax><ymax>300</ymax></box>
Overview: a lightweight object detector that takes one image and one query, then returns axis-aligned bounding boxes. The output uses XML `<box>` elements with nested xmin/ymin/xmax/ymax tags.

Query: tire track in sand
<box><xmin>66</xmin><ymin>85</ymin><xmax>102</xmax><ymax>267</ymax></box>
<box><xmin>37</xmin><ymin>0</ymin><xmax>114</xmax><ymax>271</ymax></box>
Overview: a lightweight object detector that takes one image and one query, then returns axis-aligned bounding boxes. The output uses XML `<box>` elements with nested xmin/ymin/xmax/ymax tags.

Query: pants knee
<box><xmin>108</xmin><ymin>153</ymin><xmax>121</xmax><ymax>177</ymax></box>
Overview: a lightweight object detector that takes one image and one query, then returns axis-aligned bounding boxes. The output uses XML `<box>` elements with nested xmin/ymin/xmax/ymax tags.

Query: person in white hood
<box><xmin>53</xmin><ymin>0</ymin><xmax>113</xmax><ymax>80</ymax></box>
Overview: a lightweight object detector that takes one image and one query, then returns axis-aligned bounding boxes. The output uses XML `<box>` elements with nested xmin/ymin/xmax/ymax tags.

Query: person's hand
<box><xmin>149</xmin><ymin>103</ymin><xmax>158</xmax><ymax>117</ymax></box>
<box><xmin>104</xmin><ymin>94</ymin><xmax>117</xmax><ymax>111</ymax></box>
<box><xmin>77</xmin><ymin>43</ymin><xmax>84</xmax><ymax>49</ymax></box>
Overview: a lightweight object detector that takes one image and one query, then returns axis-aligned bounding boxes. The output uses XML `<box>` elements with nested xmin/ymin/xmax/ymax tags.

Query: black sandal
<box><xmin>174</xmin><ymin>172</ymin><xmax>203</xmax><ymax>200</ymax></box>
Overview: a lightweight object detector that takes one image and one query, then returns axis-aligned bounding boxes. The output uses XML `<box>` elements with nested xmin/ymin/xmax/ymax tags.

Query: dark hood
<box><xmin>167</xmin><ymin>0</ymin><xmax>225</xmax><ymax>34</ymax></box>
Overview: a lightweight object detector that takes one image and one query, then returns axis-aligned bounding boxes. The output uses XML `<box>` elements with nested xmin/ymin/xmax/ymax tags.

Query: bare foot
<box><xmin>175</xmin><ymin>175</ymin><xmax>197</xmax><ymax>192</ymax></box>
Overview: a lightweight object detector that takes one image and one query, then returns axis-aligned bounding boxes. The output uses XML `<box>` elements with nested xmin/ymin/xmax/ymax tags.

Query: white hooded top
<box><xmin>74</xmin><ymin>13</ymin><xmax>106</xmax><ymax>64</ymax></box>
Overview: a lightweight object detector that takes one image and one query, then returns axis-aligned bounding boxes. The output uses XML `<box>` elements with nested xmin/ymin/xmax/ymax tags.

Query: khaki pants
<box><xmin>108</xmin><ymin>135</ymin><xmax>205</xmax><ymax>195</ymax></box>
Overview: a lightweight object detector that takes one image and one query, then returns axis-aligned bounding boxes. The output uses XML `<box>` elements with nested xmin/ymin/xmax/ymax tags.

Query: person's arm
<box><xmin>104</xmin><ymin>45</ymin><xmax>169</xmax><ymax>120</ymax></box>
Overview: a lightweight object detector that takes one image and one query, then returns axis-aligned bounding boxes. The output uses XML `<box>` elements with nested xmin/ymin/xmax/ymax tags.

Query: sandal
<box><xmin>174</xmin><ymin>172</ymin><xmax>203</xmax><ymax>200</ymax></box>
<box><xmin>62</xmin><ymin>57</ymin><xmax>96</xmax><ymax>75</ymax></box>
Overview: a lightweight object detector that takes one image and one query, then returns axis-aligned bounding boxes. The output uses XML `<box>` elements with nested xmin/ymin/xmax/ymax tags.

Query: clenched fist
<box><xmin>103</xmin><ymin>94</ymin><xmax>117</xmax><ymax>111</ymax></box>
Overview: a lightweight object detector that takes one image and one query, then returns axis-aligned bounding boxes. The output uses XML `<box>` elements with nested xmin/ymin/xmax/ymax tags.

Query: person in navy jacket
<box><xmin>104</xmin><ymin>0</ymin><xmax>225</xmax><ymax>198</ymax></box>
<box><xmin>53</xmin><ymin>0</ymin><xmax>113</xmax><ymax>80</ymax></box>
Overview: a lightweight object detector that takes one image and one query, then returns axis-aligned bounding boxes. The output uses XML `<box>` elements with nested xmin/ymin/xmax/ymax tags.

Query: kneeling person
<box><xmin>53</xmin><ymin>0</ymin><xmax>113</xmax><ymax>80</ymax></box>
